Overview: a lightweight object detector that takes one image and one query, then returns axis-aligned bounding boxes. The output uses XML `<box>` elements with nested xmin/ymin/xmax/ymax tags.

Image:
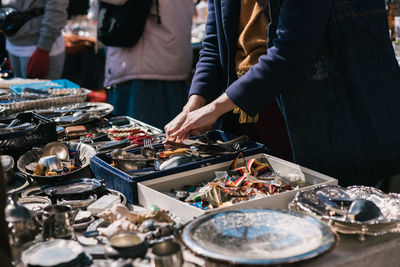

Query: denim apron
<box><xmin>273</xmin><ymin>0</ymin><xmax>400</xmax><ymax>186</ymax></box>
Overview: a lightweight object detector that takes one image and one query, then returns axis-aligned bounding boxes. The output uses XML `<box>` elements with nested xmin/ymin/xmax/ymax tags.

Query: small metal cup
<box><xmin>41</xmin><ymin>205</ymin><xmax>77</xmax><ymax>240</ymax></box>
<box><xmin>151</xmin><ymin>240</ymin><xmax>183</xmax><ymax>267</ymax></box>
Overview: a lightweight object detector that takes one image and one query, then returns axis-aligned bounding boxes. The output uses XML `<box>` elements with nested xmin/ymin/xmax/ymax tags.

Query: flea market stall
<box><xmin>1</xmin><ymin>78</ymin><xmax>400</xmax><ymax>267</ymax></box>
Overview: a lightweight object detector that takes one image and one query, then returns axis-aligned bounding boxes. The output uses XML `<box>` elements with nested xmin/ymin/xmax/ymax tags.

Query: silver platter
<box><xmin>21</xmin><ymin>239</ymin><xmax>85</xmax><ymax>266</ymax></box>
<box><xmin>290</xmin><ymin>185</ymin><xmax>400</xmax><ymax>236</ymax></box>
<box><xmin>49</xmin><ymin>102</ymin><xmax>114</xmax><ymax>126</ymax></box>
<box><xmin>0</xmin><ymin>88</ymin><xmax>90</xmax><ymax>116</ymax></box>
<box><xmin>182</xmin><ymin>209</ymin><xmax>336</xmax><ymax>265</ymax></box>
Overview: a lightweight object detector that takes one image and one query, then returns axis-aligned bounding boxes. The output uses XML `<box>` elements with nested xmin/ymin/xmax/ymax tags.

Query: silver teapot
<box><xmin>41</xmin><ymin>204</ymin><xmax>78</xmax><ymax>241</ymax></box>
<box><xmin>5</xmin><ymin>195</ymin><xmax>39</xmax><ymax>248</ymax></box>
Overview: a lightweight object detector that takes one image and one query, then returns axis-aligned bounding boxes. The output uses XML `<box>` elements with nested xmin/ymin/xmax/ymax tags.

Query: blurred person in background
<box><xmin>165</xmin><ymin>0</ymin><xmax>400</xmax><ymax>187</ymax></box>
<box><xmin>2</xmin><ymin>0</ymin><xmax>68</xmax><ymax>79</ymax></box>
<box><xmin>104</xmin><ymin>0</ymin><xmax>193</xmax><ymax>129</ymax></box>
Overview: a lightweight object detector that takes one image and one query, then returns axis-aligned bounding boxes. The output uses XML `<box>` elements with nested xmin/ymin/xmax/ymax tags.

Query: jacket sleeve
<box><xmin>189</xmin><ymin>0</ymin><xmax>225</xmax><ymax>102</ymax></box>
<box><xmin>37</xmin><ymin>0</ymin><xmax>68</xmax><ymax>51</ymax></box>
<box><xmin>225</xmin><ymin>0</ymin><xmax>334</xmax><ymax>116</ymax></box>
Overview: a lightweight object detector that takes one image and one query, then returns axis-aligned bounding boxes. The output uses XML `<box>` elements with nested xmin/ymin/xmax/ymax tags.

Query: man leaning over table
<box><xmin>165</xmin><ymin>0</ymin><xmax>400</xmax><ymax>187</ymax></box>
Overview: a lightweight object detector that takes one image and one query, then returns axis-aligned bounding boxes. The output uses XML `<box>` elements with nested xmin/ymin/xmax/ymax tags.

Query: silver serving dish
<box><xmin>17</xmin><ymin>142</ymin><xmax>96</xmax><ymax>184</ymax></box>
<box><xmin>21</xmin><ymin>239</ymin><xmax>91</xmax><ymax>266</ymax></box>
<box><xmin>0</xmin><ymin>88</ymin><xmax>90</xmax><ymax>116</ymax></box>
<box><xmin>182</xmin><ymin>209</ymin><xmax>336</xmax><ymax>265</ymax></box>
<box><xmin>18</xmin><ymin>196</ymin><xmax>51</xmax><ymax>214</ymax></box>
<box><xmin>290</xmin><ymin>185</ymin><xmax>400</xmax><ymax>237</ymax></box>
<box><xmin>40</xmin><ymin>102</ymin><xmax>114</xmax><ymax>126</ymax></box>
<box><xmin>57</xmin><ymin>194</ymin><xmax>97</xmax><ymax>209</ymax></box>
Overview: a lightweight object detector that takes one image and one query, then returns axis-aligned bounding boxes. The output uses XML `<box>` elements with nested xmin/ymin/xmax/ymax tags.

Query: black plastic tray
<box><xmin>0</xmin><ymin>112</ymin><xmax>57</xmax><ymax>160</ymax></box>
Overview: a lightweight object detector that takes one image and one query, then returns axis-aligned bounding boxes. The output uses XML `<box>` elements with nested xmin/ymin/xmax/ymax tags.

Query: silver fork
<box><xmin>143</xmin><ymin>136</ymin><xmax>150</xmax><ymax>147</ymax></box>
<box><xmin>141</xmin><ymin>136</ymin><xmax>156</xmax><ymax>159</ymax></box>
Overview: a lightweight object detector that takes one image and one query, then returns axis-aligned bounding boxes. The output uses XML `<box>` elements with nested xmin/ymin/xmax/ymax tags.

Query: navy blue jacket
<box><xmin>189</xmin><ymin>0</ymin><xmax>400</xmax><ymax>186</ymax></box>
<box><xmin>189</xmin><ymin>0</ymin><xmax>333</xmax><ymax>116</ymax></box>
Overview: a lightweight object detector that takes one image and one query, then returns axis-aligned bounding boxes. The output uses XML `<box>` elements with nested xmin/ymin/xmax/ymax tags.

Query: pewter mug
<box><xmin>151</xmin><ymin>240</ymin><xmax>183</xmax><ymax>267</ymax></box>
<box><xmin>42</xmin><ymin>204</ymin><xmax>77</xmax><ymax>240</ymax></box>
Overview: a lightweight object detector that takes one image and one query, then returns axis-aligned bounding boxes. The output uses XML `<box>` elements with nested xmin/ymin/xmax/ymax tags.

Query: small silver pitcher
<box><xmin>42</xmin><ymin>204</ymin><xmax>78</xmax><ymax>241</ymax></box>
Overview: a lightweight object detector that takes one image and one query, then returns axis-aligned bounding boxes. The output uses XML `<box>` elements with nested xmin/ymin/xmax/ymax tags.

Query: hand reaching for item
<box><xmin>169</xmin><ymin>104</ymin><xmax>219</xmax><ymax>141</ymax></box>
<box><xmin>165</xmin><ymin>93</ymin><xmax>237</xmax><ymax>143</ymax></box>
<box><xmin>26</xmin><ymin>47</ymin><xmax>50</xmax><ymax>79</ymax></box>
<box><xmin>165</xmin><ymin>94</ymin><xmax>207</xmax><ymax>143</ymax></box>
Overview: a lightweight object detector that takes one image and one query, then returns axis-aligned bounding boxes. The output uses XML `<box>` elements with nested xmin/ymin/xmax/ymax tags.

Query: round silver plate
<box><xmin>21</xmin><ymin>239</ymin><xmax>83</xmax><ymax>266</ymax></box>
<box><xmin>182</xmin><ymin>209</ymin><xmax>336</xmax><ymax>265</ymax></box>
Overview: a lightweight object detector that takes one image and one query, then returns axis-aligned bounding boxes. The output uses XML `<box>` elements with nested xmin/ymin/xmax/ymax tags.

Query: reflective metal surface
<box><xmin>1</xmin><ymin>154</ymin><xmax>14</xmax><ymax>185</ymax></box>
<box><xmin>290</xmin><ymin>185</ymin><xmax>400</xmax><ymax>236</ymax></box>
<box><xmin>42</xmin><ymin>141</ymin><xmax>70</xmax><ymax>160</ymax></box>
<box><xmin>42</xmin><ymin>205</ymin><xmax>78</xmax><ymax>240</ymax></box>
<box><xmin>151</xmin><ymin>240</ymin><xmax>183</xmax><ymax>267</ymax></box>
<box><xmin>41</xmin><ymin>178</ymin><xmax>104</xmax><ymax>199</ymax></box>
<box><xmin>17</xmin><ymin>142</ymin><xmax>96</xmax><ymax>183</ymax></box>
<box><xmin>21</xmin><ymin>239</ymin><xmax>87</xmax><ymax>266</ymax></box>
<box><xmin>182</xmin><ymin>209</ymin><xmax>336</xmax><ymax>265</ymax></box>
<box><xmin>5</xmin><ymin>195</ymin><xmax>39</xmax><ymax>248</ymax></box>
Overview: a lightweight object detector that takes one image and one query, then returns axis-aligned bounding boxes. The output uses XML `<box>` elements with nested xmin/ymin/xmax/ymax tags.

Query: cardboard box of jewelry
<box><xmin>138</xmin><ymin>153</ymin><xmax>338</xmax><ymax>222</ymax></box>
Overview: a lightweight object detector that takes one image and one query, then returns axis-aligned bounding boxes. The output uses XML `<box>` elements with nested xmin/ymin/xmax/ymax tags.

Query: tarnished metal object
<box><xmin>5</xmin><ymin>195</ymin><xmax>39</xmax><ymax>248</ymax></box>
<box><xmin>290</xmin><ymin>185</ymin><xmax>400</xmax><ymax>237</ymax></box>
<box><xmin>1</xmin><ymin>155</ymin><xmax>14</xmax><ymax>185</ymax></box>
<box><xmin>42</xmin><ymin>141</ymin><xmax>70</xmax><ymax>161</ymax></box>
<box><xmin>41</xmin><ymin>204</ymin><xmax>78</xmax><ymax>240</ymax></box>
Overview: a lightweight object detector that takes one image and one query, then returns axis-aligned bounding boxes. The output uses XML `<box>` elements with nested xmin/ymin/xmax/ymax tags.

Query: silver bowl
<box><xmin>17</xmin><ymin>142</ymin><xmax>96</xmax><ymax>184</ymax></box>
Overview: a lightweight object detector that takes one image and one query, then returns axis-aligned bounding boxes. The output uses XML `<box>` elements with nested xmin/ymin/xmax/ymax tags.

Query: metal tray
<box><xmin>290</xmin><ymin>185</ymin><xmax>400</xmax><ymax>237</ymax></box>
<box><xmin>21</xmin><ymin>239</ymin><xmax>90</xmax><ymax>266</ymax></box>
<box><xmin>41</xmin><ymin>178</ymin><xmax>105</xmax><ymax>199</ymax></box>
<box><xmin>0</xmin><ymin>88</ymin><xmax>90</xmax><ymax>116</ymax></box>
<box><xmin>182</xmin><ymin>209</ymin><xmax>336</xmax><ymax>265</ymax></box>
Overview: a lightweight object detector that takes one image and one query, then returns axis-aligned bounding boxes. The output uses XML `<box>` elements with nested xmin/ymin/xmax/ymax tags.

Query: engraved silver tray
<box><xmin>289</xmin><ymin>185</ymin><xmax>400</xmax><ymax>237</ymax></box>
<box><xmin>0</xmin><ymin>88</ymin><xmax>90</xmax><ymax>116</ymax></box>
<box><xmin>182</xmin><ymin>209</ymin><xmax>336</xmax><ymax>265</ymax></box>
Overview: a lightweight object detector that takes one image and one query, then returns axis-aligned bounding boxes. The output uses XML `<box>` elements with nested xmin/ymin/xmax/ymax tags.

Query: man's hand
<box><xmin>165</xmin><ymin>94</ymin><xmax>207</xmax><ymax>142</ymax></box>
<box><xmin>26</xmin><ymin>48</ymin><xmax>50</xmax><ymax>79</ymax></box>
<box><xmin>168</xmin><ymin>93</ymin><xmax>237</xmax><ymax>141</ymax></box>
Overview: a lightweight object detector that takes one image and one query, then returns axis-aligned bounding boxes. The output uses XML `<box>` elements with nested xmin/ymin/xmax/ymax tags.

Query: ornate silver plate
<box><xmin>182</xmin><ymin>209</ymin><xmax>336</xmax><ymax>265</ymax></box>
<box><xmin>21</xmin><ymin>239</ymin><xmax>84</xmax><ymax>266</ymax></box>
<box><xmin>290</xmin><ymin>185</ymin><xmax>400</xmax><ymax>236</ymax></box>
<box><xmin>1</xmin><ymin>88</ymin><xmax>90</xmax><ymax>116</ymax></box>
